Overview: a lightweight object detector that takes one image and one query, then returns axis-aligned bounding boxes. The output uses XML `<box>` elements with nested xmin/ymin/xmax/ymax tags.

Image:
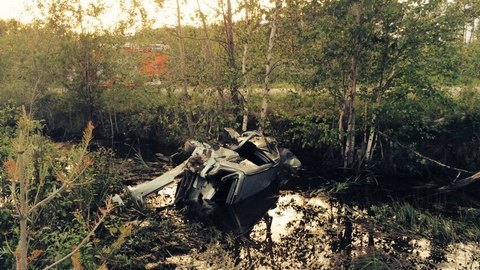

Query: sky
<box><xmin>0</xmin><ymin>0</ymin><xmax>31</xmax><ymax>22</ymax></box>
<box><xmin>0</xmin><ymin>0</ymin><xmax>271</xmax><ymax>28</ymax></box>
<box><xmin>0</xmin><ymin>0</ymin><xmax>200</xmax><ymax>27</ymax></box>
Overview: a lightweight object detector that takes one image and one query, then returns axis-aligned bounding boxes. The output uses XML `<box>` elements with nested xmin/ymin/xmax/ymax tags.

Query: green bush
<box><xmin>0</xmin><ymin>104</ymin><xmax>18</xmax><ymax>162</ymax></box>
<box><xmin>0</xmin><ymin>115</ymin><xmax>122</xmax><ymax>269</ymax></box>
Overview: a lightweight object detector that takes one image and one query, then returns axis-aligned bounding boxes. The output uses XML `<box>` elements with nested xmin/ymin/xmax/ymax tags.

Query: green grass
<box><xmin>371</xmin><ymin>201</ymin><xmax>480</xmax><ymax>243</ymax></box>
<box><xmin>352</xmin><ymin>252</ymin><xmax>394</xmax><ymax>270</ymax></box>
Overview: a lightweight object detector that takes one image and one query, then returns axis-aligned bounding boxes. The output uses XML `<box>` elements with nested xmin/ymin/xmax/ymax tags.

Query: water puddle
<box><xmin>162</xmin><ymin>187</ymin><xmax>480</xmax><ymax>269</ymax></box>
<box><xmin>115</xmin><ymin>150</ymin><xmax>480</xmax><ymax>269</ymax></box>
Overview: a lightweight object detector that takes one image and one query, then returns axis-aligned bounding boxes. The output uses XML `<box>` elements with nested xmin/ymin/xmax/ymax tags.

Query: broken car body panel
<box><xmin>127</xmin><ymin>129</ymin><xmax>301</xmax><ymax>206</ymax></box>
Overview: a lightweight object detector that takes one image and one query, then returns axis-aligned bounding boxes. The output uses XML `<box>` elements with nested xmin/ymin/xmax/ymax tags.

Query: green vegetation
<box><xmin>1</xmin><ymin>0</ymin><xmax>479</xmax><ymax>174</ymax></box>
<box><xmin>351</xmin><ymin>252</ymin><xmax>395</xmax><ymax>270</ymax></box>
<box><xmin>371</xmin><ymin>201</ymin><xmax>480</xmax><ymax>243</ymax></box>
<box><xmin>1</xmin><ymin>0</ymin><xmax>480</xmax><ymax>269</ymax></box>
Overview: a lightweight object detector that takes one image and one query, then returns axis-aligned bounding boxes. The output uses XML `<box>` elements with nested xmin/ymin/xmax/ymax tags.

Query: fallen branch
<box><xmin>377</xmin><ymin>131</ymin><xmax>474</xmax><ymax>174</ymax></box>
<box><xmin>437</xmin><ymin>172</ymin><xmax>480</xmax><ymax>193</ymax></box>
<box><xmin>378</xmin><ymin>131</ymin><xmax>480</xmax><ymax>192</ymax></box>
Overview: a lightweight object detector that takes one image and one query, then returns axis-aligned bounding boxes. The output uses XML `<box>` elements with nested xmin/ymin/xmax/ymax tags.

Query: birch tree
<box><xmin>239</xmin><ymin>0</ymin><xmax>263</xmax><ymax>131</ymax></box>
<box><xmin>293</xmin><ymin>0</ymin><xmax>465</xmax><ymax>169</ymax></box>
<box><xmin>260</xmin><ymin>0</ymin><xmax>282</xmax><ymax>129</ymax></box>
<box><xmin>221</xmin><ymin>0</ymin><xmax>242</xmax><ymax>109</ymax></box>
<box><xmin>175</xmin><ymin>0</ymin><xmax>196</xmax><ymax>137</ymax></box>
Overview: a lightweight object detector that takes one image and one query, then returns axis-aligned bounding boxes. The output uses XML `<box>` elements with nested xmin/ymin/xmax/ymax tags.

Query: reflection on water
<box><xmin>188</xmin><ymin>188</ymin><xmax>480</xmax><ymax>269</ymax></box>
<box><xmin>141</xmin><ymin>166</ymin><xmax>480</xmax><ymax>269</ymax></box>
<box><xmin>106</xmin><ymin>141</ymin><xmax>479</xmax><ymax>268</ymax></box>
<box><xmin>204</xmin><ymin>187</ymin><xmax>280</xmax><ymax>237</ymax></box>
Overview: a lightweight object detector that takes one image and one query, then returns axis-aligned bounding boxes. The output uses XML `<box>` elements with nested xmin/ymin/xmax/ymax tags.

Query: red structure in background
<box><xmin>99</xmin><ymin>44</ymin><xmax>169</xmax><ymax>87</ymax></box>
<box><xmin>140</xmin><ymin>48</ymin><xmax>169</xmax><ymax>79</ymax></box>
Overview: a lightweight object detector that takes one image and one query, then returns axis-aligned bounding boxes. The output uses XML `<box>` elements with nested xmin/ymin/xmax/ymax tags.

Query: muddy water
<box><xmin>109</xmin><ymin>142</ymin><xmax>479</xmax><ymax>269</ymax></box>
<box><xmin>234</xmin><ymin>190</ymin><xmax>479</xmax><ymax>269</ymax></box>
<box><xmin>162</xmin><ymin>186</ymin><xmax>480</xmax><ymax>269</ymax></box>
<box><xmin>134</xmin><ymin>171</ymin><xmax>479</xmax><ymax>269</ymax></box>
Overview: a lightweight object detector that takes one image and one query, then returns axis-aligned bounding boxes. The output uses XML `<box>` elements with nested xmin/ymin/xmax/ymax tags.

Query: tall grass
<box><xmin>371</xmin><ymin>202</ymin><xmax>480</xmax><ymax>243</ymax></box>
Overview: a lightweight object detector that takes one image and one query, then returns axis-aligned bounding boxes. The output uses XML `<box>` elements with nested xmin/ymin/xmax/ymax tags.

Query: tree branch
<box><xmin>437</xmin><ymin>172</ymin><xmax>480</xmax><ymax>193</ymax></box>
<box><xmin>169</xmin><ymin>31</ymin><xmax>226</xmax><ymax>44</ymax></box>
<box><xmin>378</xmin><ymin>131</ymin><xmax>474</xmax><ymax>174</ymax></box>
<box><xmin>3</xmin><ymin>234</ymin><xmax>15</xmax><ymax>255</ymax></box>
<box><xmin>28</xmin><ymin>163</ymin><xmax>90</xmax><ymax>215</ymax></box>
<box><xmin>270</xmin><ymin>58</ymin><xmax>286</xmax><ymax>73</ymax></box>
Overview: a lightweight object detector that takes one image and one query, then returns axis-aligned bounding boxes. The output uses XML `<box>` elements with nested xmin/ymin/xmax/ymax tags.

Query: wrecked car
<box><xmin>206</xmin><ymin>184</ymin><xmax>280</xmax><ymax>236</ymax></box>
<box><xmin>125</xmin><ymin>128</ymin><xmax>301</xmax><ymax>207</ymax></box>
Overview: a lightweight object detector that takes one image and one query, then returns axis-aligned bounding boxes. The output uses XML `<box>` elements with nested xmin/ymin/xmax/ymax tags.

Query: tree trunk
<box><xmin>363</xmin><ymin>28</ymin><xmax>395</xmax><ymax>166</ymax></box>
<box><xmin>364</xmin><ymin>93</ymin><xmax>384</xmax><ymax>165</ymax></box>
<box><xmin>338</xmin><ymin>103</ymin><xmax>345</xmax><ymax>159</ymax></box>
<box><xmin>260</xmin><ymin>0</ymin><xmax>280</xmax><ymax>130</ymax></box>
<box><xmin>438</xmin><ymin>172</ymin><xmax>480</xmax><ymax>193</ymax></box>
<box><xmin>343</xmin><ymin>3</ymin><xmax>361</xmax><ymax>169</ymax></box>
<box><xmin>363</xmin><ymin>91</ymin><xmax>376</xmax><ymax>165</ymax></box>
<box><xmin>108</xmin><ymin>107</ymin><xmax>115</xmax><ymax>146</ymax></box>
<box><xmin>343</xmin><ymin>56</ymin><xmax>359</xmax><ymax>168</ymax></box>
<box><xmin>16</xmin><ymin>217</ymin><xmax>28</xmax><ymax>270</ymax></box>
<box><xmin>196</xmin><ymin>0</ymin><xmax>225</xmax><ymax>112</ymax></box>
<box><xmin>241</xmin><ymin>43</ymin><xmax>249</xmax><ymax>132</ymax></box>
<box><xmin>15</xmin><ymin>151</ymin><xmax>28</xmax><ymax>270</ymax></box>
<box><xmin>364</xmin><ymin>124</ymin><xmax>376</xmax><ymax>163</ymax></box>
<box><xmin>114</xmin><ymin>107</ymin><xmax>119</xmax><ymax>134</ymax></box>
<box><xmin>470</xmin><ymin>20</ymin><xmax>475</xmax><ymax>43</ymax></box>
<box><xmin>223</xmin><ymin>0</ymin><xmax>241</xmax><ymax>107</ymax></box>
<box><xmin>343</xmin><ymin>83</ymin><xmax>357</xmax><ymax>168</ymax></box>
<box><xmin>176</xmin><ymin>0</ymin><xmax>195</xmax><ymax>137</ymax></box>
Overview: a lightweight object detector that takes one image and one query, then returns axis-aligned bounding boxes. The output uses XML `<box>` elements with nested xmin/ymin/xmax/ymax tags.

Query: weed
<box><xmin>352</xmin><ymin>252</ymin><xmax>394</xmax><ymax>270</ymax></box>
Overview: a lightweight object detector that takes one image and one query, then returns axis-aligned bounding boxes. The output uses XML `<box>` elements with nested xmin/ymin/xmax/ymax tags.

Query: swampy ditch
<box><xmin>105</xmin><ymin>141</ymin><xmax>480</xmax><ymax>270</ymax></box>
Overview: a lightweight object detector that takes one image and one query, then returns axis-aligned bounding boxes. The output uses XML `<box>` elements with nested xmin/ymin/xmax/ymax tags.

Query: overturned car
<box><xmin>125</xmin><ymin>128</ymin><xmax>301</xmax><ymax>206</ymax></box>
